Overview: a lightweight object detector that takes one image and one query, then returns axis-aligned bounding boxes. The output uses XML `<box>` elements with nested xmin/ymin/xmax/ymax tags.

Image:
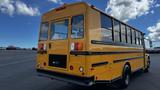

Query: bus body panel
<box><xmin>87</xmin><ymin>7</ymin><xmax>144</xmax><ymax>80</ymax></box>
<box><xmin>37</xmin><ymin>2</ymin><xmax>88</xmax><ymax>77</ymax></box>
<box><xmin>41</xmin><ymin>3</ymin><xmax>87</xmax><ymax>22</ymax></box>
<box><xmin>36</xmin><ymin>2</ymin><xmax>147</xmax><ymax>86</ymax></box>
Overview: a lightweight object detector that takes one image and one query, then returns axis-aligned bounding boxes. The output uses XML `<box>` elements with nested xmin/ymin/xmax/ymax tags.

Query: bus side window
<box><xmin>136</xmin><ymin>31</ymin><xmax>139</xmax><ymax>45</ymax></box>
<box><xmin>114</xmin><ymin>20</ymin><xmax>120</xmax><ymax>42</ymax></box>
<box><xmin>121</xmin><ymin>24</ymin><xmax>126</xmax><ymax>43</ymax></box>
<box><xmin>100</xmin><ymin>13</ymin><xmax>113</xmax><ymax>42</ymax></box>
<box><xmin>126</xmin><ymin>26</ymin><xmax>131</xmax><ymax>44</ymax></box>
<box><xmin>132</xmin><ymin>29</ymin><xmax>136</xmax><ymax>44</ymax></box>
<box><xmin>139</xmin><ymin>32</ymin><xmax>142</xmax><ymax>45</ymax></box>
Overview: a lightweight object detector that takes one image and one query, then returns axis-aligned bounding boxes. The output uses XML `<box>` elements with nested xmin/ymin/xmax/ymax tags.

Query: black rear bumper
<box><xmin>36</xmin><ymin>69</ymin><xmax>94</xmax><ymax>86</ymax></box>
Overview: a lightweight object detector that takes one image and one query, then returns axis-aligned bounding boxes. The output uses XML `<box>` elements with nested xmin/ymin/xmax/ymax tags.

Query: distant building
<box><xmin>2</xmin><ymin>45</ymin><xmax>36</xmax><ymax>50</ymax></box>
<box><xmin>6</xmin><ymin>46</ymin><xmax>16</xmax><ymax>50</ymax></box>
<box><xmin>32</xmin><ymin>47</ymin><xmax>37</xmax><ymax>51</ymax></box>
<box><xmin>6</xmin><ymin>45</ymin><xmax>21</xmax><ymax>50</ymax></box>
<box><xmin>154</xmin><ymin>47</ymin><xmax>160</xmax><ymax>50</ymax></box>
<box><xmin>0</xmin><ymin>47</ymin><xmax>6</xmax><ymax>50</ymax></box>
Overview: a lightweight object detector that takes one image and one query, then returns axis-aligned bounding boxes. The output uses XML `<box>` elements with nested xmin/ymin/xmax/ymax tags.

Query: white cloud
<box><xmin>155</xmin><ymin>3</ymin><xmax>160</xmax><ymax>7</ymax></box>
<box><xmin>150</xmin><ymin>10</ymin><xmax>154</xmax><ymax>14</ymax></box>
<box><xmin>147</xmin><ymin>20</ymin><xmax>160</xmax><ymax>41</ymax></box>
<box><xmin>0</xmin><ymin>0</ymin><xmax>15</xmax><ymax>16</ymax></box>
<box><xmin>105</xmin><ymin>0</ymin><xmax>154</xmax><ymax>22</ymax></box>
<box><xmin>15</xmin><ymin>1</ymin><xmax>40</xmax><ymax>16</ymax></box>
<box><xmin>0</xmin><ymin>0</ymin><xmax>40</xmax><ymax>16</ymax></box>
<box><xmin>48</xmin><ymin>0</ymin><xmax>64</xmax><ymax>4</ymax></box>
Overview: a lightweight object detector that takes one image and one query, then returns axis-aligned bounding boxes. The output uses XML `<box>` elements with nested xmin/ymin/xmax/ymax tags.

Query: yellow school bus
<box><xmin>36</xmin><ymin>2</ymin><xmax>150</xmax><ymax>88</ymax></box>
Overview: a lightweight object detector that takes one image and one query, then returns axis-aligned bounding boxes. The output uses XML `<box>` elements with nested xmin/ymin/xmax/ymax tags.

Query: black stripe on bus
<box><xmin>91</xmin><ymin>40</ymin><xmax>143</xmax><ymax>48</ymax></box>
<box><xmin>92</xmin><ymin>61</ymin><xmax>108</xmax><ymax>67</ymax></box>
<box><xmin>95</xmin><ymin>76</ymin><xmax>122</xmax><ymax>84</ymax></box>
<box><xmin>113</xmin><ymin>56</ymin><xmax>144</xmax><ymax>63</ymax></box>
<box><xmin>37</xmin><ymin>50</ymin><xmax>47</xmax><ymax>54</ymax></box>
<box><xmin>70</xmin><ymin>51</ymin><xmax>143</xmax><ymax>55</ymax></box>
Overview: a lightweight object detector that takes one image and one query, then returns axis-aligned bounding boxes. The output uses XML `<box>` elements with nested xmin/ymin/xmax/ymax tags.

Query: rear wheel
<box><xmin>144</xmin><ymin>60</ymin><xmax>150</xmax><ymax>73</ymax></box>
<box><xmin>118</xmin><ymin>65</ymin><xmax>131</xmax><ymax>88</ymax></box>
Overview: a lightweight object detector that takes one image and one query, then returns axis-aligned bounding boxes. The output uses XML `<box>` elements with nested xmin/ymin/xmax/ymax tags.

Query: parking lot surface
<box><xmin>0</xmin><ymin>50</ymin><xmax>160</xmax><ymax>90</ymax></box>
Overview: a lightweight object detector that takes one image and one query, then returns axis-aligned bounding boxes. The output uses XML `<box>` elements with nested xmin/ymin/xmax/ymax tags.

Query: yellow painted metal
<box><xmin>36</xmin><ymin>2</ymin><xmax>146</xmax><ymax>82</ymax></box>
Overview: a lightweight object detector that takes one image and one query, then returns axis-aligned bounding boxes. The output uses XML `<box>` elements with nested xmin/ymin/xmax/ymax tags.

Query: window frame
<box><xmin>50</xmin><ymin>19</ymin><xmax>69</xmax><ymax>40</ymax></box>
<box><xmin>126</xmin><ymin>26</ymin><xmax>131</xmax><ymax>44</ymax></box>
<box><xmin>135</xmin><ymin>31</ymin><xmax>139</xmax><ymax>45</ymax></box>
<box><xmin>71</xmin><ymin>14</ymin><xmax>85</xmax><ymax>39</ymax></box>
<box><xmin>131</xmin><ymin>29</ymin><xmax>136</xmax><ymax>44</ymax></box>
<box><xmin>100</xmin><ymin>13</ymin><xmax>114</xmax><ymax>42</ymax></box>
<box><xmin>113</xmin><ymin>19</ymin><xmax>121</xmax><ymax>42</ymax></box>
<box><xmin>39</xmin><ymin>22</ymin><xmax>49</xmax><ymax>41</ymax></box>
<box><xmin>139</xmin><ymin>32</ymin><xmax>143</xmax><ymax>45</ymax></box>
<box><xmin>120</xmin><ymin>23</ymin><xmax>127</xmax><ymax>43</ymax></box>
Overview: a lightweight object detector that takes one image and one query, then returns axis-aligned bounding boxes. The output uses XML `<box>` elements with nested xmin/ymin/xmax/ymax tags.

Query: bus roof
<box><xmin>43</xmin><ymin>2</ymin><xmax>144</xmax><ymax>34</ymax></box>
<box><xmin>43</xmin><ymin>2</ymin><xmax>88</xmax><ymax>16</ymax></box>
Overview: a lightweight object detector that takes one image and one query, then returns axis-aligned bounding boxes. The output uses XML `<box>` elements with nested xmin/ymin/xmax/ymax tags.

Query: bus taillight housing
<box><xmin>71</xmin><ymin>42</ymin><xmax>83</xmax><ymax>51</ymax></box>
<box><xmin>38</xmin><ymin>43</ymin><xmax>46</xmax><ymax>51</ymax></box>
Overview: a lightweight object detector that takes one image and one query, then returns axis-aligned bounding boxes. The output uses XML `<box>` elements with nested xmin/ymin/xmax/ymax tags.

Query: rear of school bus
<box><xmin>36</xmin><ymin>2</ymin><xmax>150</xmax><ymax>87</ymax></box>
<box><xmin>36</xmin><ymin>2</ymin><xmax>95</xmax><ymax>86</ymax></box>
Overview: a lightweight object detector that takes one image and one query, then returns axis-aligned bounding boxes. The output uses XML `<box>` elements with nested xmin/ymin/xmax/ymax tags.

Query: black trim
<box><xmin>95</xmin><ymin>76</ymin><xmax>121</xmax><ymax>83</ymax></box>
<box><xmin>113</xmin><ymin>56</ymin><xmax>144</xmax><ymax>63</ymax></box>
<box><xmin>112</xmin><ymin>19</ymin><xmax>114</xmax><ymax>41</ymax></box>
<box><xmin>91</xmin><ymin>40</ymin><xmax>143</xmax><ymax>48</ymax></box>
<box><xmin>92</xmin><ymin>61</ymin><xmax>108</xmax><ymax>67</ymax></box>
<box><xmin>37</xmin><ymin>50</ymin><xmax>47</xmax><ymax>54</ymax></box>
<box><xmin>49</xmin><ymin>54</ymin><xmax>67</xmax><ymax>68</ymax></box>
<box><xmin>36</xmin><ymin>69</ymin><xmax>94</xmax><ymax>86</ymax></box>
<box><xmin>125</xmin><ymin>25</ymin><xmax>128</xmax><ymax>43</ymax></box>
<box><xmin>70</xmin><ymin>50</ymin><xmax>143</xmax><ymax>56</ymax></box>
<box><xmin>95</xmin><ymin>80</ymin><xmax>110</xmax><ymax>83</ymax></box>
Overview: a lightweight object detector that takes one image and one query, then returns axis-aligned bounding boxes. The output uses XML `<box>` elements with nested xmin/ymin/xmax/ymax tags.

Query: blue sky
<box><xmin>0</xmin><ymin>0</ymin><xmax>160</xmax><ymax>48</ymax></box>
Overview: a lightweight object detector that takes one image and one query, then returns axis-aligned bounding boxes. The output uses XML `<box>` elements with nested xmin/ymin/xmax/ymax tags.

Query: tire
<box><xmin>144</xmin><ymin>60</ymin><xmax>150</xmax><ymax>73</ymax></box>
<box><xmin>118</xmin><ymin>65</ymin><xmax>131</xmax><ymax>89</ymax></box>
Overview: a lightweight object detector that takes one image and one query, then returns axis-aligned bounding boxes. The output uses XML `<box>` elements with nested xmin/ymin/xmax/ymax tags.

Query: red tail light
<box><xmin>70</xmin><ymin>42</ymin><xmax>83</xmax><ymax>51</ymax></box>
<box><xmin>38</xmin><ymin>43</ymin><xmax>47</xmax><ymax>51</ymax></box>
<box><xmin>74</xmin><ymin>42</ymin><xmax>83</xmax><ymax>51</ymax></box>
<box><xmin>75</xmin><ymin>42</ymin><xmax>78</xmax><ymax>50</ymax></box>
<box><xmin>38</xmin><ymin>43</ymin><xmax>44</xmax><ymax>50</ymax></box>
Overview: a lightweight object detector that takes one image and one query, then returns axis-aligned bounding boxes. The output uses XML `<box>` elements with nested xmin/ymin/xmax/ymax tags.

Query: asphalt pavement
<box><xmin>0</xmin><ymin>50</ymin><xmax>160</xmax><ymax>90</ymax></box>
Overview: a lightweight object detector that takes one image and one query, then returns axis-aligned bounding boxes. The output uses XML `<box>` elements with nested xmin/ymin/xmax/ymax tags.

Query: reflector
<box><xmin>38</xmin><ymin>43</ymin><xmax>44</xmax><ymax>50</ymax></box>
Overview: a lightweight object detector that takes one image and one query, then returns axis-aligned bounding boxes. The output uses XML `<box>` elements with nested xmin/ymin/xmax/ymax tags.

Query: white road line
<box><xmin>0</xmin><ymin>59</ymin><xmax>34</xmax><ymax>67</ymax></box>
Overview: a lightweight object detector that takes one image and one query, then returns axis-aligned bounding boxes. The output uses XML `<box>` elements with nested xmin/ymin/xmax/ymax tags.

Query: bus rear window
<box><xmin>39</xmin><ymin>23</ymin><xmax>49</xmax><ymax>41</ymax></box>
<box><xmin>71</xmin><ymin>15</ymin><xmax>84</xmax><ymax>39</ymax></box>
<box><xmin>51</xmin><ymin>19</ymin><xmax>69</xmax><ymax>40</ymax></box>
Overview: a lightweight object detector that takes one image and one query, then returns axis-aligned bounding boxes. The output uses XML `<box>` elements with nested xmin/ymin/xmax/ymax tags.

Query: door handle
<box><xmin>49</xmin><ymin>43</ymin><xmax>51</xmax><ymax>49</ymax></box>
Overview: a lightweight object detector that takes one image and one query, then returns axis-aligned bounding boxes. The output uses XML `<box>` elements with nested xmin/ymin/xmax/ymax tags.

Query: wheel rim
<box><xmin>125</xmin><ymin>74</ymin><xmax>130</xmax><ymax>85</ymax></box>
